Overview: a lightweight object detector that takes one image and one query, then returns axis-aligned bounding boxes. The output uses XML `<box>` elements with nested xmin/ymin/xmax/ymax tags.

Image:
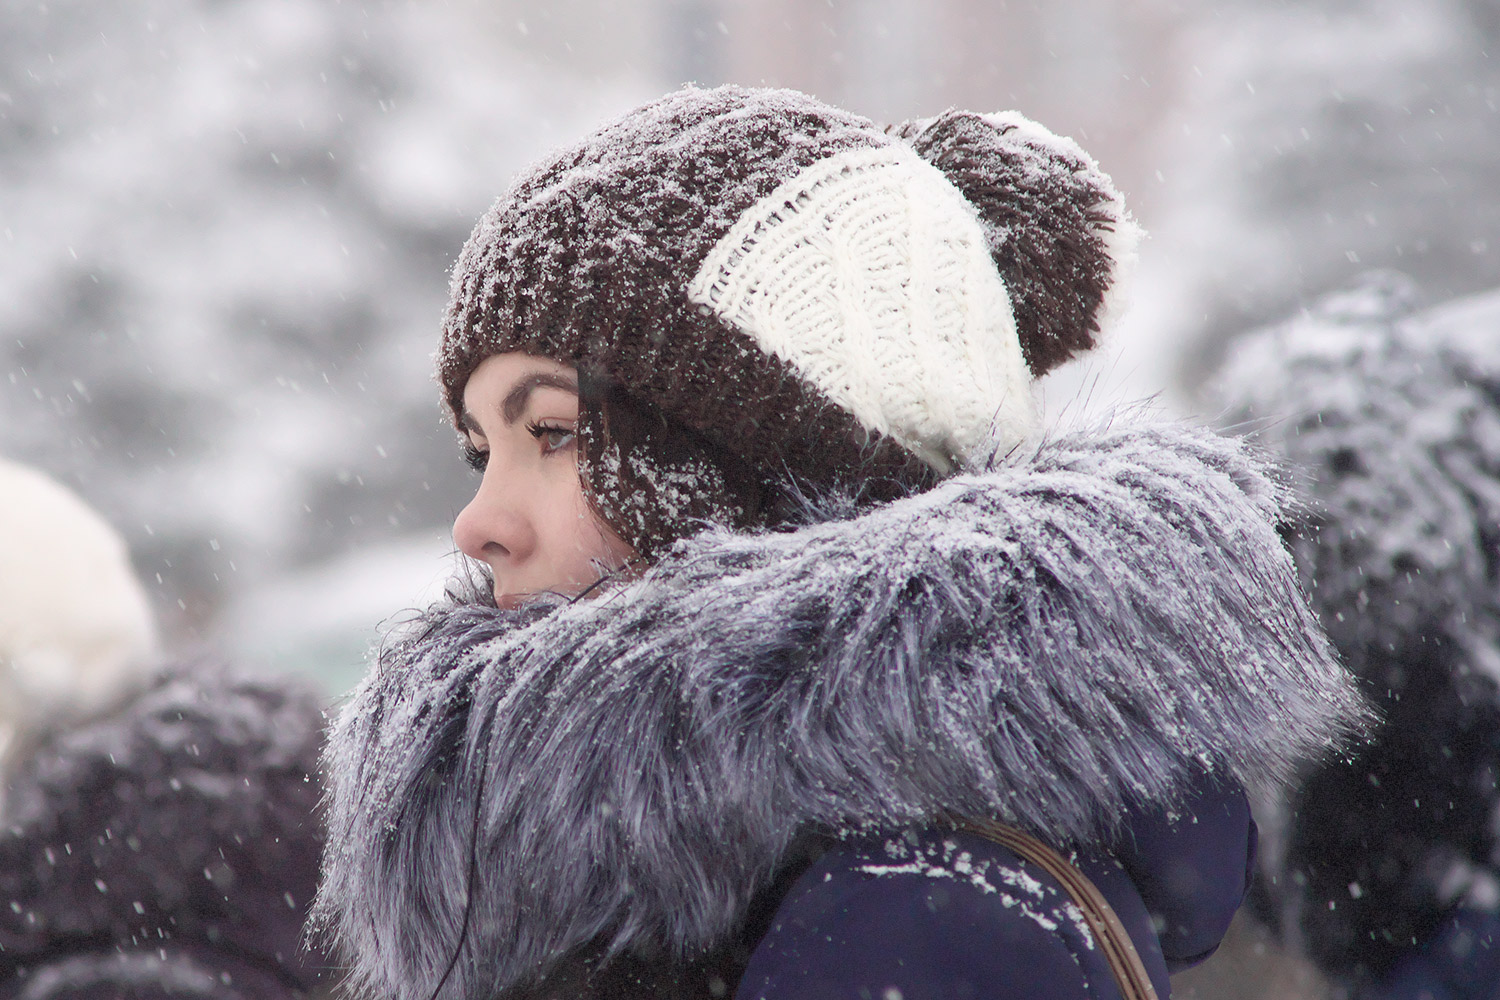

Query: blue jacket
<box><xmin>741</xmin><ymin>772</ymin><xmax>1255</xmax><ymax>1000</ymax></box>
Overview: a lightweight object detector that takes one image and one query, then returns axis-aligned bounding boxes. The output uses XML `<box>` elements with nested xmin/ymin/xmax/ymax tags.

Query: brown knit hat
<box><xmin>439</xmin><ymin>85</ymin><xmax>1139</xmax><ymax>557</ymax></box>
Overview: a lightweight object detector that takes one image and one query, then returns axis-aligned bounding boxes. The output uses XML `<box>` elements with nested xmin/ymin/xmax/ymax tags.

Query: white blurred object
<box><xmin>0</xmin><ymin>458</ymin><xmax>159</xmax><ymax>765</ymax></box>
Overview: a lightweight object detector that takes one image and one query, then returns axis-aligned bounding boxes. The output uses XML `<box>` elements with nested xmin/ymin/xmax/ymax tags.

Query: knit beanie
<box><xmin>439</xmin><ymin>85</ymin><xmax>1140</xmax><ymax>558</ymax></box>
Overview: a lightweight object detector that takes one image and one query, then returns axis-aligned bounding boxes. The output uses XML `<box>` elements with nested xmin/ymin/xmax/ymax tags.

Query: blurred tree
<box><xmin>0</xmin><ymin>0</ymin><xmax>639</xmax><ymax>638</ymax></box>
<box><xmin>1157</xmin><ymin>0</ymin><xmax>1500</xmax><ymax>382</ymax></box>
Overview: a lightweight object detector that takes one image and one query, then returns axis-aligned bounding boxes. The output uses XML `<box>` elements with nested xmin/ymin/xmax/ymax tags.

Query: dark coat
<box><xmin>0</xmin><ymin>665</ymin><xmax>328</xmax><ymax>1000</ymax></box>
<box><xmin>312</xmin><ymin>421</ymin><xmax>1366</xmax><ymax>1000</ymax></box>
<box><xmin>1211</xmin><ymin>273</ymin><xmax>1500</xmax><ymax>998</ymax></box>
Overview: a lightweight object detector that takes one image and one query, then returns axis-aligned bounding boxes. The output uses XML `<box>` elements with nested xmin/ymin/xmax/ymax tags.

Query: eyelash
<box><xmin>461</xmin><ymin>424</ymin><xmax>575</xmax><ymax>473</ymax></box>
<box><xmin>462</xmin><ymin>442</ymin><xmax>488</xmax><ymax>473</ymax></box>
<box><xmin>528</xmin><ymin>421</ymin><xmax>576</xmax><ymax>454</ymax></box>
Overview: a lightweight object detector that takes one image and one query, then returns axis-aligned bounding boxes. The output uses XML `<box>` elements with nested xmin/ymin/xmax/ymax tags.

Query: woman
<box><xmin>312</xmin><ymin>86</ymin><xmax>1365</xmax><ymax>1000</ymax></box>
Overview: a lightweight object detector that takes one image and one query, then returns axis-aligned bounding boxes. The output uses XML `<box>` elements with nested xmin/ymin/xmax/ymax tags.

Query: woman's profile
<box><xmin>312</xmin><ymin>85</ymin><xmax>1366</xmax><ymax>1000</ymax></box>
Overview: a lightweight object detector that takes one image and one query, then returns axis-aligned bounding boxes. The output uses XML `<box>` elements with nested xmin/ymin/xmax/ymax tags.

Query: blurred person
<box><xmin>0</xmin><ymin>457</ymin><xmax>158</xmax><ymax>776</ymax></box>
<box><xmin>312</xmin><ymin>86</ymin><xmax>1366</xmax><ymax>1000</ymax></box>
<box><xmin>0</xmin><ymin>459</ymin><xmax>329</xmax><ymax>999</ymax></box>
<box><xmin>1212</xmin><ymin>271</ymin><xmax>1500</xmax><ymax>1000</ymax></box>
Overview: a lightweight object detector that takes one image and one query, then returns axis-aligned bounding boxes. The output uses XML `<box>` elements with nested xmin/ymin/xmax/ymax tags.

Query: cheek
<box><xmin>536</xmin><ymin>466</ymin><xmax>621</xmax><ymax>568</ymax></box>
<box><xmin>540</xmin><ymin>470</ymin><xmax>585</xmax><ymax>540</ymax></box>
<box><xmin>562</xmin><ymin>473</ymin><xmax>636</xmax><ymax>570</ymax></box>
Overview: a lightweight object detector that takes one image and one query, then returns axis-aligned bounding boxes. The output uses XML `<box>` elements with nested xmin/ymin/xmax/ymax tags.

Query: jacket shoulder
<box><xmin>738</xmin><ymin>828</ymin><xmax>1164</xmax><ymax>1000</ymax></box>
<box><xmin>1105</xmin><ymin>769</ymin><xmax>1256</xmax><ymax>972</ymax></box>
<box><xmin>739</xmin><ymin>769</ymin><xmax>1257</xmax><ymax>1000</ymax></box>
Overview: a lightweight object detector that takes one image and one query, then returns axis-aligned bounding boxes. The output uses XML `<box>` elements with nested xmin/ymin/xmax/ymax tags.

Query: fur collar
<box><xmin>313</xmin><ymin>420</ymin><xmax>1366</xmax><ymax>1000</ymax></box>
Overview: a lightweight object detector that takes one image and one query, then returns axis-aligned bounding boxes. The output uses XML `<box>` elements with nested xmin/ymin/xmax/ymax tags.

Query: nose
<box><xmin>452</xmin><ymin>473</ymin><xmax>537</xmax><ymax>570</ymax></box>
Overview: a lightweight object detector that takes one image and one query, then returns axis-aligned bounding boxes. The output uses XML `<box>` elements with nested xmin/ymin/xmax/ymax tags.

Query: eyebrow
<box><xmin>460</xmin><ymin>371</ymin><xmax>579</xmax><ymax>434</ymax></box>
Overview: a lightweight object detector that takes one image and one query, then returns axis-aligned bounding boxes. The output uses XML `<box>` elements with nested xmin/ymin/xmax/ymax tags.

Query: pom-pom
<box><xmin>892</xmin><ymin>110</ymin><xmax>1141</xmax><ymax>376</ymax></box>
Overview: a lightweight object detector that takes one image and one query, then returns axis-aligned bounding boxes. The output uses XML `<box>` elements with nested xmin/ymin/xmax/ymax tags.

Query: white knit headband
<box><xmin>687</xmin><ymin>143</ymin><xmax>1036</xmax><ymax>473</ymax></box>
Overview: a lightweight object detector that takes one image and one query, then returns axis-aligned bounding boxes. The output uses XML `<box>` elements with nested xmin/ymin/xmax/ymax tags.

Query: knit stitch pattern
<box><xmin>891</xmin><ymin>110</ymin><xmax>1141</xmax><ymax>375</ymax></box>
<box><xmin>687</xmin><ymin>144</ymin><xmax>1035</xmax><ymax>471</ymax></box>
<box><xmin>439</xmin><ymin>86</ymin><xmax>1136</xmax><ymax>503</ymax></box>
<box><xmin>440</xmin><ymin>86</ymin><xmax>897</xmax><ymax>493</ymax></box>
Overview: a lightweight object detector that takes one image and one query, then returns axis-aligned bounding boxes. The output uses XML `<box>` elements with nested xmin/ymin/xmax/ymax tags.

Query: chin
<box><xmin>494</xmin><ymin>591</ymin><xmax>526</xmax><ymax>611</ymax></box>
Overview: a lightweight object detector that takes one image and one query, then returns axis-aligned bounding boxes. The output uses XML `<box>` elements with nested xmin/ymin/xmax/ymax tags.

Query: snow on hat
<box><xmin>0</xmin><ymin>458</ymin><xmax>158</xmax><ymax>758</ymax></box>
<box><xmin>439</xmin><ymin>85</ymin><xmax>1139</xmax><ymax>554</ymax></box>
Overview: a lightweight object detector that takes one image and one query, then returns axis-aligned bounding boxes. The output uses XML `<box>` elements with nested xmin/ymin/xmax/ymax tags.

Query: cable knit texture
<box><xmin>313</xmin><ymin>419</ymin><xmax>1365</xmax><ymax>1000</ymax></box>
<box><xmin>686</xmin><ymin>143</ymin><xmax>1034</xmax><ymax>472</ymax></box>
<box><xmin>889</xmin><ymin>109</ymin><xmax>1141</xmax><ymax>375</ymax></box>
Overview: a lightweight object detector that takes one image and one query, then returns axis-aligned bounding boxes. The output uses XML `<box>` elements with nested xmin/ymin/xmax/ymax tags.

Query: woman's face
<box><xmin>452</xmin><ymin>353</ymin><xmax>636</xmax><ymax>607</ymax></box>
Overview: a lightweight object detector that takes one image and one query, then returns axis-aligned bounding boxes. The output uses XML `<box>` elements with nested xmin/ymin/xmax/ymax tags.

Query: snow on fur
<box><xmin>313</xmin><ymin>420</ymin><xmax>1364</xmax><ymax>1000</ymax></box>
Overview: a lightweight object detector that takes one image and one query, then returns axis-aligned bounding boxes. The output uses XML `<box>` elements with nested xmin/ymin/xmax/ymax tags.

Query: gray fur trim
<box><xmin>313</xmin><ymin>420</ymin><xmax>1366</xmax><ymax>1000</ymax></box>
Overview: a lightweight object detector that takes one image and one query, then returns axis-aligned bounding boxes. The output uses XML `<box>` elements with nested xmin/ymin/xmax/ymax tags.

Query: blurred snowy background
<box><xmin>2</xmin><ymin>0</ymin><xmax>1497</xmax><ymax>694</ymax></box>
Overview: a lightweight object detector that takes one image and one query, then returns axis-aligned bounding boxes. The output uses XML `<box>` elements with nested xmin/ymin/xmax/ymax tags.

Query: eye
<box><xmin>462</xmin><ymin>442</ymin><xmax>488</xmax><ymax>473</ymax></box>
<box><xmin>528</xmin><ymin>422</ymin><xmax>576</xmax><ymax>455</ymax></box>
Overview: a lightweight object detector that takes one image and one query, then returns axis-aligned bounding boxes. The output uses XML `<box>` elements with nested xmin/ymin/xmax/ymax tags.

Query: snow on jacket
<box><xmin>0</xmin><ymin>664</ymin><xmax>328</xmax><ymax>1000</ymax></box>
<box><xmin>1211</xmin><ymin>271</ymin><xmax>1500</xmax><ymax>995</ymax></box>
<box><xmin>312</xmin><ymin>420</ymin><xmax>1366</xmax><ymax>1000</ymax></box>
<box><xmin>739</xmin><ymin>769</ymin><xmax>1256</xmax><ymax>1000</ymax></box>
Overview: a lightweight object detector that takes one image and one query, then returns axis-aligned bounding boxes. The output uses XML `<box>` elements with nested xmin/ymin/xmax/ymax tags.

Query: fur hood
<box><xmin>313</xmin><ymin>420</ymin><xmax>1366</xmax><ymax>1000</ymax></box>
